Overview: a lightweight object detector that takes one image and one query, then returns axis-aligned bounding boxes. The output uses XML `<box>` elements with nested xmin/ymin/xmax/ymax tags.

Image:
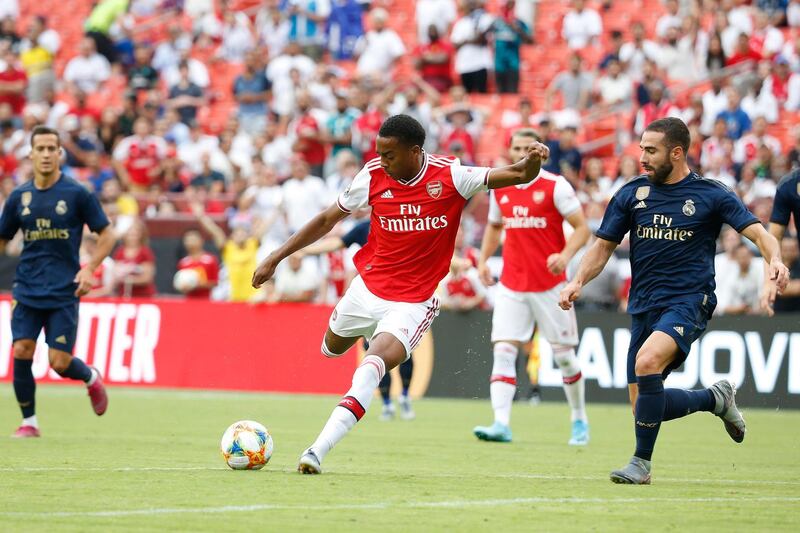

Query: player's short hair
<box><xmin>510</xmin><ymin>128</ymin><xmax>542</xmax><ymax>144</ymax></box>
<box><xmin>645</xmin><ymin>117</ymin><xmax>690</xmax><ymax>156</ymax></box>
<box><xmin>30</xmin><ymin>125</ymin><xmax>61</xmax><ymax>147</ymax></box>
<box><xmin>378</xmin><ymin>115</ymin><xmax>426</xmax><ymax>148</ymax></box>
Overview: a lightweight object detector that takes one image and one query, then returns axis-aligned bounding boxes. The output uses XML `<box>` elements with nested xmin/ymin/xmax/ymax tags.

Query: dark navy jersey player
<box><xmin>560</xmin><ymin>118</ymin><xmax>789</xmax><ymax>485</ymax></box>
<box><xmin>0</xmin><ymin>126</ymin><xmax>117</xmax><ymax>438</ymax></box>
<box><xmin>765</xmin><ymin>170</ymin><xmax>800</xmax><ymax>314</ymax></box>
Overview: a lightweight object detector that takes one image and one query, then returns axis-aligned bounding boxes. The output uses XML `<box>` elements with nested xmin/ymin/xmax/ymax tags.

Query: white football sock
<box><xmin>23</xmin><ymin>415</ymin><xmax>38</xmax><ymax>428</ymax></box>
<box><xmin>554</xmin><ymin>346</ymin><xmax>587</xmax><ymax>422</ymax></box>
<box><xmin>87</xmin><ymin>368</ymin><xmax>98</xmax><ymax>386</ymax></box>
<box><xmin>490</xmin><ymin>342</ymin><xmax>518</xmax><ymax>426</ymax></box>
<box><xmin>310</xmin><ymin>355</ymin><xmax>385</xmax><ymax>461</ymax></box>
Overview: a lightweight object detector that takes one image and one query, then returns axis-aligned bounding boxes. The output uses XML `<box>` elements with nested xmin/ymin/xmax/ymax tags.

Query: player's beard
<box><xmin>648</xmin><ymin>161</ymin><xmax>673</xmax><ymax>185</ymax></box>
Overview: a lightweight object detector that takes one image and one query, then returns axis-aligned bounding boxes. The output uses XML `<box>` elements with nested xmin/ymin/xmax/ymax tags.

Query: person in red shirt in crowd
<box><xmin>112</xmin><ymin>117</ymin><xmax>168</xmax><ymax>192</ymax></box>
<box><xmin>0</xmin><ymin>46</ymin><xmax>27</xmax><ymax>117</ymax></box>
<box><xmin>413</xmin><ymin>24</ymin><xmax>454</xmax><ymax>93</ymax></box>
<box><xmin>79</xmin><ymin>230</ymin><xmax>115</xmax><ymax>298</ymax></box>
<box><xmin>0</xmin><ymin>141</ymin><xmax>17</xmax><ymax>179</ymax></box>
<box><xmin>726</xmin><ymin>33</ymin><xmax>762</xmax><ymax>68</ymax></box>
<box><xmin>112</xmin><ymin>219</ymin><xmax>157</xmax><ymax>298</ymax></box>
<box><xmin>67</xmin><ymin>88</ymin><xmax>101</xmax><ymax>123</ymax></box>
<box><xmin>352</xmin><ymin>95</ymin><xmax>387</xmax><ymax>163</ymax></box>
<box><xmin>175</xmin><ymin>229</ymin><xmax>219</xmax><ymax>299</ymax></box>
<box><xmin>291</xmin><ymin>91</ymin><xmax>327</xmax><ymax>178</ymax></box>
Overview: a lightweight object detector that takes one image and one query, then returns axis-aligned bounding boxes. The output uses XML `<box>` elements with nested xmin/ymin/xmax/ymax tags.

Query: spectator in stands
<box><xmin>0</xmin><ymin>16</ymin><xmax>20</xmax><ymax>52</ymax></box>
<box><xmin>704</xmin><ymin>32</ymin><xmax>727</xmax><ymax>78</ymax></box>
<box><xmin>0</xmin><ymin>46</ymin><xmax>26</xmax><ymax>117</ymax></box>
<box><xmin>128</xmin><ymin>44</ymin><xmax>158</xmax><ymax>93</ymax></box>
<box><xmin>738</xmin><ymin>159</ymin><xmax>778</xmax><ymax>204</ymax></box>
<box><xmin>742</xmin><ymin>74</ymin><xmax>779</xmax><ymax>123</ymax></box>
<box><xmin>773</xmin><ymin>236</ymin><xmax>800</xmax><ymax>313</ymax></box>
<box><xmin>64</xmin><ymin>37</ymin><xmax>111</xmax><ymax>93</ymax></box>
<box><xmin>717</xmin><ymin>243</ymin><xmax>764</xmax><ymax>315</ymax></box>
<box><xmin>701</xmin><ymin>116</ymin><xmax>734</xmax><ymax>169</ymax></box>
<box><xmin>450</xmin><ymin>0</ymin><xmax>494</xmax><ymax>93</ymax></box>
<box><xmin>325</xmin><ymin>91</ymin><xmax>359</xmax><ymax>159</ymax></box>
<box><xmin>190</xmin><ymin>152</ymin><xmax>226</xmax><ymax>192</ymax></box>
<box><xmin>327</xmin><ymin>0</ymin><xmax>364</xmax><ymax>60</ymax></box>
<box><xmin>717</xmin><ymin>86</ymin><xmax>752</xmax><ymax>140</ymax></box>
<box><xmin>19</xmin><ymin>15</ymin><xmax>60</xmax><ymax>57</ymax></box>
<box><xmin>217</xmin><ymin>6</ymin><xmax>255</xmax><ymax>63</ymax></box>
<box><xmin>163</xmin><ymin>49</ymin><xmax>209</xmax><ymax>90</ymax></box>
<box><xmin>256</xmin><ymin>2</ymin><xmax>290</xmax><ymax>57</ymax></box>
<box><xmin>789</xmin><ymin>0</ymin><xmax>800</xmax><ymax>27</ymax></box>
<box><xmin>113</xmin><ymin>219</ymin><xmax>157</xmax><ymax>299</ymax></box>
<box><xmin>620</xmin><ymin>20</ymin><xmax>660</xmax><ymax>81</ymax></box>
<box><xmin>786</xmin><ymin>125</ymin><xmax>800</xmax><ymax>169</ymax></box>
<box><xmin>655</xmin><ymin>0</ymin><xmax>682</xmax><ymax>39</ymax></box>
<box><xmin>287</xmin><ymin>0</ymin><xmax>331</xmax><ymax>60</ymax></box>
<box><xmin>599</xmin><ymin>29</ymin><xmax>624</xmax><ymax>70</ymax></box>
<box><xmin>289</xmin><ymin>91</ymin><xmax>326</xmax><ymax>178</ymax></box>
<box><xmin>152</xmin><ymin>25</ymin><xmax>191</xmax><ymax>73</ymax></box>
<box><xmin>352</xmin><ymin>92</ymin><xmax>387</xmax><ymax>162</ymax></box>
<box><xmin>561</xmin><ymin>0</ymin><xmax>601</xmax><ymax>50</ymax></box>
<box><xmin>282</xmin><ymin>154</ymin><xmax>329</xmax><ymax>233</ymax></box>
<box><xmin>416</xmin><ymin>0</ymin><xmax>458</xmax><ymax>45</ymax></box>
<box><xmin>751</xmin><ymin>10</ymin><xmax>784</xmax><ymax>59</ymax></box>
<box><xmin>582</xmin><ymin>157</ymin><xmax>613</xmax><ymax>200</ymax></box>
<box><xmin>595</xmin><ymin>56</ymin><xmax>632</xmax><ymax>108</ymax></box>
<box><xmin>0</xmin><ymin>1</ymin><xmax>18</xmax><ymax>21</ymax></box>
<box><xmin>84</xmin><ymin>0</ymin><xmax>130</xmax><ymax>64</ymax></box>
<box><xmin>758</xmin><ymin>0</ymin><xmax>788</xmax><ymax>26</ymax></box>
<box><xmin>633</xmin><ymin>81</ymin><xmax>679</xmax><ymax>136</ymax></box>
<box><xmin>270</xmin><ymin>252</ymin><xmax>321</xmax><ymax>302</ymax></box>
<box><xmin>260</xmin><ymin>120</ymin><xmax>293</xmax><ymax>178</ymax></box>
<box><xmin>324</xmin><ymin>149</ymin><xmax>359</xmax><ymax>198</ymax></box>
<box><xmin>234</xmin><ymin>51</ymin><xmax>272</xmax><ymax>135</ymax></box>
<box><xmin>62</xmin><ymin>115</ymin><xmax>102</xmax><ymax>169</ymax></box>
<box><xmin>113</xmin><ymin>117</ymin><xmax>168</xmax><ymax>191</ymax></box>
<box><xmin>414</xmin><ymin>25</ymin><xmax>455</xmax><ymax>94</ymax></box>
<box><xmin>733</xmin><ymin>116</ymin><xmax>781</xmax><ymax>165</ymax></box>
<box><xmin>96</xmin><ymin>107</ymin><xmax>122</xmax><ymax>154</ymax></box>
<box><xmin>659</xmin><ymin>25</ymin><xmax>700</xmax><ymax>83</ymax></box>
<box><xmin>726</xmin><ymin>32</ymin><xmax>762</xmax><ymax>68</ymax></box>
<box><xmin>167</xmin><ymin>61</ymin><xmax>206</xmax><ymax>125</ymax></box>
<box><xmin>84</xmin><ymin>151</ymin><xmax>115</xmax><ymax>193</ymax></box>
<box><xmin>438</xmin><ymin>105</ymin><xmax>482</xmax><ymax>164</ymax></box>
<box><xmin>608</xmin><ymin>154</ymin><xmax>639</xmax><ymax>198</ymax></box>
<box><xmin>767</xmin><ymin>54</ymin><xmax>800</xmax><ymax>110</ymax></box>
<box><xmin>546</xmin><ymin>53</ymin><xmax>593</xmax><ymax>112</ymax></box>
<box><xmin>543</xmin><ymin>125</ymin><xmax>581</xmax><ymax>182</ymax></box>
<box><xmin>700</xmin><ymin>76</ymin><xmax>729</xmax><ymax>136</ymax></box>
<box><xmin>266</xmin><ymin>40</ymin><xmax>315</xmax><ymax>86</ymax></box>
<box><xmin>354</xmin><ymin>7</ymin><xmax>405</xmax><ymax>81</ymax></box>
<box><xmin>491</xmin><ymin>0</ymin><xmax>531</xmax><ymax>94</ymax></box>
<box><xmin>240</xmin><ymin>161</ymin><xmax>288</xmax><ymax>253</ymax></box>
<box><xmin>176</xmin><ymin>229</ymin><xmax>220</xmax><ymax>299</ymax></box>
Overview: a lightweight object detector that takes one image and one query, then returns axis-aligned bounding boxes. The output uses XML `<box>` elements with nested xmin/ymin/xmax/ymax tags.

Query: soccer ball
<box><xmin>220</xmin><ymin>420</ymin><xmax>273</xmax><ymax>470</ymax></box>
<box><xmin>173</xmin><ymin>268</ymin><xmax>200</xmax><ymax>293</ymax></box>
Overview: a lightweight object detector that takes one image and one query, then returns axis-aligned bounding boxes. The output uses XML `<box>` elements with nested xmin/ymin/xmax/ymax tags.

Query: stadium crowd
<box><xmin>0</xmin><ymin>0</ymin><xmax>798</xmax><ymax>314</ymax></box>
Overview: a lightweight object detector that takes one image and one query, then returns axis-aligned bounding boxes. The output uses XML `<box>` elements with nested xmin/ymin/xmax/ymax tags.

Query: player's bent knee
<box><xmin>48</xmin><ymin>352</ymin><xmax>72</xmax><ymax>374</ymax></box>
<box><xmin>634</xmin><ymin>351</ymin><xmax>661</xmax><ymax>376</ymax></box>
<box><xmin>321</xmin><ymin>339</ymin><xmax>346</xmax><ymax>358</ymax></box>
<box><xmin>12</xmin><ymin>340</ymin><xmax>36</xmax><ymax>360</ymax></box>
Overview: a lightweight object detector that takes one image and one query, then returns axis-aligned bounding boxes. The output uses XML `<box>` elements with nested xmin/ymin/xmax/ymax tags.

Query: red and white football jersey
<box><xmin>112</xmin><ymin>135</ymin><xmax>168</xmax><ymax>187</ymax></box>
<box><xmin>337</xmin><ymin>152</ymin><xmax>490</xmax><ymax>302</ymax></box>
<box><xmin>488</xmin><ymin>170</ymin><xmax>581</xmax><ymax>293</ymax></box>
<box><xmin>177</xmin><ymin>252</ymin><xmax>220</xmax><ymax>299</ymax></box>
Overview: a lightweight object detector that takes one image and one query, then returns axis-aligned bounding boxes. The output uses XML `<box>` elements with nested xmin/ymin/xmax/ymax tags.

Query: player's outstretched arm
<box><xmin>478</xmin><ymin>222</ymin><xmax>503</xmax><ymax>286</ymax></box>
<box><xmin>302</xmin><ymin>236</ymin><xmax>346</xmax><ymax>256</ymax></box>
<box><xmin>548</xmin><ymin>209</ymin><xmax>590</xmax><ymax>275</ymax></box>
<box><xmin>558</xmin><ymin>237</ymin><xmax>617</xmax><ymax>310</ymax></box>
<box><xmin>75</xmin><ymin>225</ymin><xmax>117</xmax><ymax>297</ymax></box>
<box><xmin>742</xmin><ymin>223</ymin><xmax>789</xmax><ymax>316</ymax></box>
<box><xmin>252</xmin><ymin>203</ymin><xmax>349</xmax><ymax>288</ymax></box>
<box><xmin>485</xmin><ymin>142</ymin><xmax>550</xmax><ymax>189</ymax></box>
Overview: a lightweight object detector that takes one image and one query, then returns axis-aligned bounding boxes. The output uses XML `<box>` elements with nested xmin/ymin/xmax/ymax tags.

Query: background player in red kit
<box><xmin>473</xmin><ymin>128</ymin><xmax>591</xmax><ymax>446</ymax></box>
<box><xmin>251</xmin><ymin>115</ymin><xmax>549</xmax><ymax>474</ymax></box>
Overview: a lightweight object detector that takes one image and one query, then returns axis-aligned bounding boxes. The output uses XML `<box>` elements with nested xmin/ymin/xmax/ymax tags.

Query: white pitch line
<box><xmin>1</xmin><ymin>496</ymin><xmax>798</xmax><ymax>519</ymax></box>
<box><xmin>1</xmin><ymin>465</ymin><xmax>799</xmax><ymax>487</ymax></box>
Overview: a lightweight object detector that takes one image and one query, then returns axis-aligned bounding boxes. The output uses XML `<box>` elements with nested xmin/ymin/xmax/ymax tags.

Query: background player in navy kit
<box><xmin>303</xmin><ymin>219</ymin><xmax>416</xmax><ymax>421</ymax></box>
<box><xmin>764</xmin><ymin>170</ymin><xmax>800</xmax><ymax>315</ymax></box>
<box><xmin>0</xmin><ymin>126</ymin><xmax>117</xmax><ymax>438</ymax></box>
<box><xmin>560</xmin><ymin>118</ymin><xmax>789</xmax><ymax>484</ymax></box>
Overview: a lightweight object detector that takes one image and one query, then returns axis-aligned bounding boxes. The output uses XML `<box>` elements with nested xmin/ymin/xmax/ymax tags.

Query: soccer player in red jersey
<box><xmin>472</xmin><ymin>129</ymin><xmax>591</xmax><ymax>445</ymax></box>
<box><xmin>252</xmin><ymin>115</ymin><xmax>549</xmax><ymax>474</ymax></box>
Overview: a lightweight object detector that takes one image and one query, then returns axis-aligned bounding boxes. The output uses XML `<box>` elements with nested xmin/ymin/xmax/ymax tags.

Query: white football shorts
<box><xmin>329</xmin><ymin>276</ymin><xmax>440</xmax><ymax>359</ymax></box>
<box><xmin>491</xmin><ymin>282</ymin><xmax>579</xmax><ymax>346</ymax></box>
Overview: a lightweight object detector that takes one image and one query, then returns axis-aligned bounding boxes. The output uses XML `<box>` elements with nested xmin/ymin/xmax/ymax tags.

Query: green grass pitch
<box><xmin>0</xmin><ymin>384</ymin><xmax>798</xmax><ymax>532</ymax></box>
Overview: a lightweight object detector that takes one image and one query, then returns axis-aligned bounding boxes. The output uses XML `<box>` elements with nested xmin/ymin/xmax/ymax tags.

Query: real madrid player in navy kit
<box><xmin>0</xmin><ymin>126</ymin><xmax>116</xmax><ymax>438</ymax></box>
<box><xmin>560</xmin><ymin>118</ymin><xmax>789</xmax><ymax>484</ymax></box>
<box><xmin>764</xmin><ymin>168</ymin><xmax>800</xmax><ymax>314</ymax></box>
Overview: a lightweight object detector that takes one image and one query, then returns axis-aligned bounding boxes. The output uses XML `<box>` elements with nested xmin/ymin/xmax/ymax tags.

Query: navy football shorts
<box><xmin>11</xmin><ymin>300</ymin><xmax>79</xmax><ymax>353</ymax></box>
<box><xmin>626</xmin><ymin>294</ymin><xmax>714</xmax><ymax>384</ymax></box>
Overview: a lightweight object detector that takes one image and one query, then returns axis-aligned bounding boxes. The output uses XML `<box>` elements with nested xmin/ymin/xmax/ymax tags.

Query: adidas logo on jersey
<box><xmin>381</xmin><ymin>190</ymin><xmax>394</xmax><ymax>199</ymax></box>
<box><xmin>500</xmin><ymin>195</ymin><xmax>510</xmax><ymax>204</ymax></box>
<box><xmin>673</xmin><ymin>326</ymin><xmax>684</xmax><ymax>336</ymax></box>
<box><xmin>634</xmin><ymin>201</ymin><xmax>647</xmax><ymax>209</ymax></box>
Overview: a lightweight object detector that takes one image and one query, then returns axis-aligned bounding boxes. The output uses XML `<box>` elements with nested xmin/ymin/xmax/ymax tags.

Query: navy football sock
<box><xmin>378</xmin><ymin>371</ymin><xmax>391</xmax><ymax>404</ymax></box>
<box><xmin>662</xmin><ymin>388</ymin><xmax>715</xmax><ymax>421</ymax></box>
<box><xmin>58</xmin><ymin>357</ymin><xmax>93</xmax><ymax>382</ymax></box>
<box><xmin>13</xmin><ymin>358</ymin><xmax>36</xmax><ymax>418</ymax></box>
<box><xmin>634</xmin><ymin>374</ymin><xmax>665</xmax><ymax>462</ymax></box>
<box><xmin>400</xmin><ymin>358</ymin><xmax>413</xmax><ymax>397</ymax></box>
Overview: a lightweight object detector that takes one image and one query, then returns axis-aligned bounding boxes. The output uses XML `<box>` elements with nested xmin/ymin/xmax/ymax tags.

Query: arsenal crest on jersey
<box><xmin>426</xmin><ymin>181</ymin><xmax>442</xmax><ymax>198</ymax></box>
<box><xmin>532</xmin><ymin>190</ymin><xmax>545</xmax><ymax>204</ymax></box>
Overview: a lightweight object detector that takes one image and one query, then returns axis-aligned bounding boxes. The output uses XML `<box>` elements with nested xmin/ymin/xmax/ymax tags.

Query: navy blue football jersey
<box><xmin>596</xmin><ymin>172</ymin><xmax>759</xmax><ymax>314</ymax></box>
<box><xmin>341</xmin><ymin>220</ymin><xmax>370</xmax><ymax>248</ymax></box>
<box><xmin>0</xmin><ymin>177</ymin><xmax>110</xmax><ymax>308</ymax></box>
<box><xmin>770</xmin><ymin>170</ymin><xmax>800</xmax><ymax>247</ymax></box>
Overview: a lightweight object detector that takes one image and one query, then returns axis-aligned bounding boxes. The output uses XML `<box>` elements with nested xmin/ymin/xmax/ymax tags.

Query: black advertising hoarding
<box><xmin>427</xmin><ymin>311</ymin><xmax>800</xmax><ymax>409</ymax></box>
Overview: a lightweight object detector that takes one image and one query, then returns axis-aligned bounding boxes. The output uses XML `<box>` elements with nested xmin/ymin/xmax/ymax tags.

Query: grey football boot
<box><xmin>610</xmin><ymin>456</ymin><xmax>652</xmax><ymax>485</ymax></box>
<box><xmin>709</xmin><ymin>380</ymin><xmax>746</xmax><ymax>443</ymax></box>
